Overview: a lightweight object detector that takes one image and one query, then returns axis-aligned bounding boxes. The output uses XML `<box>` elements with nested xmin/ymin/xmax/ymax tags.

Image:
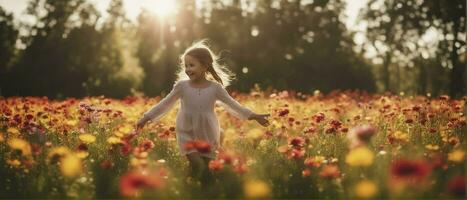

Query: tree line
<box><xmin>0</xmin><ymin>0</ymin><xmax>464</xmax><ymax>98</ymax></box>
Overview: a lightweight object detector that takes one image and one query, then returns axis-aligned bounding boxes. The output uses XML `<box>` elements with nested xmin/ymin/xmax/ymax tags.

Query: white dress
<box><xmin>142</xmin><ymin>80</ymin><xmax>253</xmax><ymax>159</ymax></box>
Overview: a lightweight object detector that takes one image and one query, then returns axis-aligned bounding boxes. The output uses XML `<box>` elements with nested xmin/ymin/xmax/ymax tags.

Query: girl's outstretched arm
<box><xmin>215</xmin><ymin>83</ymin><xmax>270</xmax><ymax>126</ymax></box>
<box><xmin>137</xmin><ymin>82</ymin><xmax>182</xmax><ymax>129</ymax></box>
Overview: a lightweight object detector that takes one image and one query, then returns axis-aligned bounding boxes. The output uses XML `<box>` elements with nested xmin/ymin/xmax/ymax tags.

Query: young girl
<box><xmin>135</xmin><ymin>40</ymin><xmax>270</xmax><ymax>187</ymax></box>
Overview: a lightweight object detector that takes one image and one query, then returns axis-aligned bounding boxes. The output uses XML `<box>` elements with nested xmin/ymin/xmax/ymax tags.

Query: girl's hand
<box><xmin>136</xmin><ymin>118</ymin><xmax>146</xmax><ymax>130</ymax></box>
<box><xmin>250</xmin><ymin>113</ymin><xmax>270</xmax><ymax>127</ymax></box>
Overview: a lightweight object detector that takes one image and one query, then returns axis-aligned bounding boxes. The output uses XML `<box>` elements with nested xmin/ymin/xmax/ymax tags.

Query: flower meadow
<box><xmin>0</xmin><ymin>90</ymin><xmax>465</xmax><ymax>199</ymax></box>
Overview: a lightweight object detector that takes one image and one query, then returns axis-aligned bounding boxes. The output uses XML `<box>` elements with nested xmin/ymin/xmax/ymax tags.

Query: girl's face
<box><xmin>184</xmin><ymin>55</ymin><xmax>208</xmax><ymax>81</ymax></box>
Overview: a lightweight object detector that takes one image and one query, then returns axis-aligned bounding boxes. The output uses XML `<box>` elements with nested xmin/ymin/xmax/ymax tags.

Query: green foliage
<box><xmin>0</xmin><ymin>0</ymin><xmax>464</xmax><ymax>97</ymax></box>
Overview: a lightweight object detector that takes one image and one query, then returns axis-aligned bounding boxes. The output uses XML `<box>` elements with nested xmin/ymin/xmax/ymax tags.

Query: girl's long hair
<box><xmin>175</xmin><ymin>39</ymin><xmax>235</xmax><ymax>87</ymax></box>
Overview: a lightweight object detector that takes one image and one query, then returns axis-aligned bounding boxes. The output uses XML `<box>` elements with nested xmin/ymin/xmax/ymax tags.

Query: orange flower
<box><xmin>304</xmin><ymin>156</ymin><xmax>325</xmax><ymax>168</ymax></box>
<box><xmin>319</xmin><ymin>165</ymin><xmax>340</xmax><ymax>179</ymax></box>
<box><xmin>287</xmin><ymin>149</ymin><xmax>305</xmax><ymax>160</ymax></box>
<box><xmin>234</xmin><ymin>163</ymin><xmax>249</xmax><ymax>174</ymax></box>
<box><xmin>208</xmin><ymin>160</ymin><xmax>224</xmax><ymax>171</ymax></box>
<box><xmin>302</xmin><ymin>168</ymin><xmax>311</xmax><ymax>177</ymax></box>
<box><xmin>218</xmin><ymin>150</ymin><xmax>234</xmax><ymax>164</ymax></box>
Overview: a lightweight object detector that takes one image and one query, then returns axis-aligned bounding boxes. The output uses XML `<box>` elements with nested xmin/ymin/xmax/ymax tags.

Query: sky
<box><xmin>0</xmin><ymin>0</ymin><xmax>367</xmax><ymax>29</ymax></box>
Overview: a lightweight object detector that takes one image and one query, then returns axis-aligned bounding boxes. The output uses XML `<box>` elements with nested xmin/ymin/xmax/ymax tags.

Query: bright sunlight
<box><xmin>149</xmin><ymin>0</ymin><xmax>177</xmax><ymax>18</ymax></box>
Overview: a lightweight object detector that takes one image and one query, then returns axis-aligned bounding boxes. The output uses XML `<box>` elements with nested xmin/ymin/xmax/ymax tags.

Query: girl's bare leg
<box><xmin>186</xmin><ymin>152</ymin><xmax>205</xmax><ymax>181</ymax></box>
<box><xmin>201</xmin><ymin>156</ymin><xmax>214</xmax><ymax>187</ymax></box>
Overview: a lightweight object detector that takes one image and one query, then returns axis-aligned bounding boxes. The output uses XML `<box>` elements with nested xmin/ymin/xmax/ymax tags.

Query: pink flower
<box><xmin>350</xmin><ymin>124</ymin><xmax>376</xmax><ymax>142</ymax></box>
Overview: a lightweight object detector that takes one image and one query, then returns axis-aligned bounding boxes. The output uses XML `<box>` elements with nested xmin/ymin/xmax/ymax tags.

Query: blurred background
<box><xmin>0</xmin><ymin>0</ymin><xmax>465</xmax><ymax>98</ymax></box>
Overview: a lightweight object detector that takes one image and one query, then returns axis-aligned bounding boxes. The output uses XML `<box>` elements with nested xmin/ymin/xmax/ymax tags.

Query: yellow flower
<box><xmin>425</xmin><ymin>144</ymin><xmax>439</xmax><ymax>151</ymax></box>
<box><xmin>65</xmin><ymin>120</ymin><xmax>78</xmax><ymax>126</ymax></box>
<box><xmin>79</xmin><ymin>133</ymin><xmax>96</xmax><ymax>144</ymax></box>
<box><xmin>7</xmin><ymin>127</ymin><xmax>20</xmax><ymax>135</ymax></box>
<box><xmin>118</xmin><ymin>125</ymin><xmax>132</xmax><ymax>134</ymax></box>
<box><xmin>354</xmin><ymin>180</ymin><xmax>378</xmax><ymax>198</ymax></box>
<box><xmin>314</xmin><ymin>156</ymin><xmax>326</xmax><ymax>164</ymax></box>
<box><xmin>246</xmin><ymin>128</ymin><xmax>263</xmax><ymax>139</ymax></box>
<box><xmin>114</xmin><ymin>131</ymin><xmax>124</xmax><ymax>138</ymax></box>
<box><xmin>6</xmin><ymin>159</ymin><xmax>21</xmax><ymax>167</ymax></box>
<box><xmin>448</xmin><ymin>150</ymin><xmax>465</xmax><ymax>163</ymax></box>
<box><xmin>345</xmin><ymin>146</ymin><xmax>374</xmax><ymax>167</ymax></box>
<box><xmin>107</xmin><ymin>136</ymin><xmax>122</xmax><ymax>144</ymax></box>
<box><xmin>8</xmin><ymin>138</ymin><xmax>31</xmax><ymax>156</ymax></box>
<box><xmin>393</xmin><ymin>131</ymin><xmax>409</xmax><ymax>142</ymax></box>
<box><xmin>76</xmin><ymin>151</ymin><xmax>89</xmax><ymax>158</ymax></box>
<box><xmin>60</xmin><ymin>154</ymin><xmax>82</xmax><ymax>177</ymax></box>
<box><xmin>270</xmin><ymin>120</ymin><xmax>282</xmax><ymax>129</ymax></box>
<box><xmin>243</xmin><ymin>180</ymin><xmax>271</xmax><ymax>199</ymax></box>
<box><xmin>0</xmin><ymin>133</ymin><xmax>4</xmax><ymax>142</ymax></box>
<box><xmin>48</xmin><ymin>146</ymin><xmax>71</xmax><ymax>162</ymax></box>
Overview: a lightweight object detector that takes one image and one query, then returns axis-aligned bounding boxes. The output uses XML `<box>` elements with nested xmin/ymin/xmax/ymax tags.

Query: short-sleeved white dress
<box><xmin>142</xmin><ymin>80</ymin><xmax>253</xmax><ymax>159</ymax></box>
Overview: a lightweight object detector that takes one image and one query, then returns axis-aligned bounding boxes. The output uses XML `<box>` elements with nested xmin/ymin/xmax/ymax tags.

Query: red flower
<box><xmin>138</xmin><ymin>139</ymin><xmax>155</xmax><ymax>152</ymax></box>
<box><xmin>289</xmin><ymin>136</ymin><xmax>305</xmax><ymax>148</ymax></box>
<box><xmin>26</xmin><ymin>114</ymin><xmax>34</xmax><ymax>121</ymax></box>
<box><xmin>119</xmin><ymin>170</ymin><xmax>165</xmax><ymax>197</ymax></box>
<box><xmin>446</xmin><ymin>176</ymin><xmax>465</xmax><ymax>197</ymax></box>
<box><xmin>390</xmin><ymin>159</ymin><xmax>431</xmax><ymax>182</ymax></box>
<box><xmin>325</xmin><ymin>127</ymin><xmax>336</xmax><ymax>134</ymax></box>
<box><xmin>218</xmin><ymin>151</ymin><xmax>234</xmax><ymax>164</ymax></box>
<box><xmin>184</xmin><ymin>141</ymin><xmax>195</xmax><ymax>151</ymax></box>
<box><xmin>157</xmin><ymin>130</ymin><xmax>171</xmax><ymax>139</ymax></box>
<box><xmin>184</xmin><ymin>140</ymin><xmax>211</xmax><ymax>153</ymax></box>
<box><xmin>120</xmin><ymin>141</ymin><xmax>132</xmax><ymax>156</ymax></box>
<box><xmin>194</xmin><ymin>140</ymin><xmax>211</xmax><ymax>153</ymax></box>
<box><xmin>304</xmin><ymin>157</ymin><xmax>321</xmax><ymax>168</ymax></box>
<box><xmin>340</xmin><ymin>127</ymin><xmax>348</xmax><ymax>133</ymax></box>
<box><xmin>100</xmin><ymin>160</ymin><xmax>114</xmax><ymax>169</ymax></box>
<box><xmin>278</xmin><ymin>108</ymin><xmax>289</xmax><ymax>117</ymax></box>
<box><xmin>330</xmin><ymin>119</ymin><xmax>342</xmax><ymax>129</ymax></box>
<box><xmin>122</xmin><ymin>131</ymin><xmax>138</xmax><ymax>142</ymax></box>
<box><xmin>313</xmin><ymin>112</ymin><xmax>325</xmax><ymax>123</ymax></box>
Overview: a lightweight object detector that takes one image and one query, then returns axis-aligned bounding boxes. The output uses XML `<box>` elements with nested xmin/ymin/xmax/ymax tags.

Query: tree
<box><xmin>0</xmin><ymin>6</ymin><xmax>18</xmax><ymax>96</ymax></box>
<box><xmin>360</xmin><ymin>0</ymin><xmax>466</xmax><ymax>96</ymax></box>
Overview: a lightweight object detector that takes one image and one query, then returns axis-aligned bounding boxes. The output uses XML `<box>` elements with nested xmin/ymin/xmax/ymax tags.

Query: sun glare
<box><xmin>150</xmin><ymin>0</ymin><xmax>177</xmax><ymax>18</ymax></box>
